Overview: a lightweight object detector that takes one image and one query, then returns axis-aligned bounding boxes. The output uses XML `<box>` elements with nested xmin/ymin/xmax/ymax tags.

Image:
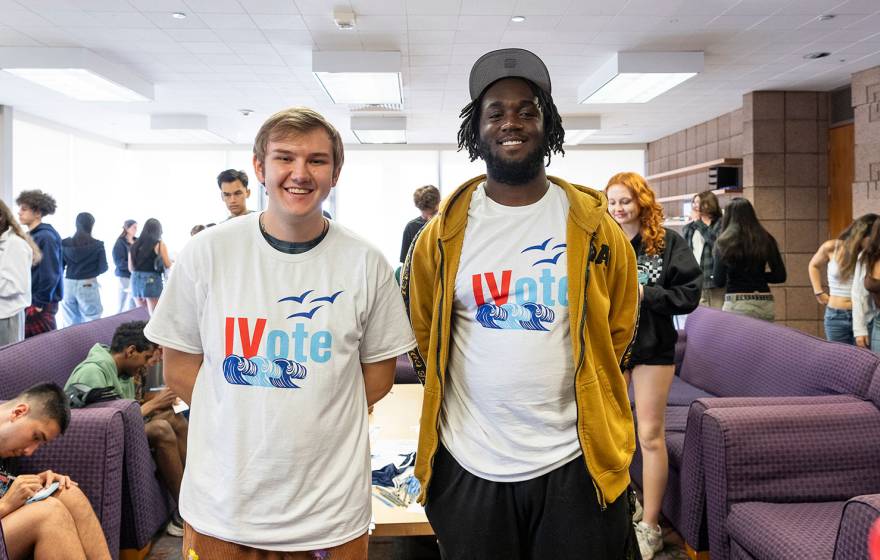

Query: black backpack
<box><xmin>65</xmin><ymin>384</ymin><xmax>119</xmax><ymax>409</ymax></box>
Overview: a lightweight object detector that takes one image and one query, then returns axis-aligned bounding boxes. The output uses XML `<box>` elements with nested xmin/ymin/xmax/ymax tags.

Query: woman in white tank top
<box><xmin>808</xmin><ymin>214</ymin><xmax>878</xmax><ymax>344</ymax></box>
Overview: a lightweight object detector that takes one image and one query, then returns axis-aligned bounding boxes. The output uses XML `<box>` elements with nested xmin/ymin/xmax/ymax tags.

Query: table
<box><xmin>370</xmin><ymin>384</ymin><xmax>434</xmax><ymax>537</ymax></box>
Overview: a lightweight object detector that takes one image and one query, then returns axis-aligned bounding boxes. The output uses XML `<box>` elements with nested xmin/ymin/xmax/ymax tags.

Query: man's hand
<box><xmin>0</xmin><ymin>475</ymin><xmax>43</xmax><ymax>516</ymax></box>
<box><xmin>37</xmin><ymin>470</ymin><xmax>76</xmax><ymax>490</ymax></box>
<box><xmin>141</xmin><ymin>387</ymin><xmax>178</xmax><ymax>416</ymax></box>
<box><xmin>856</xmin><ymin>336</ymin><xmax>869</xmax><ymax>348</ymax></box>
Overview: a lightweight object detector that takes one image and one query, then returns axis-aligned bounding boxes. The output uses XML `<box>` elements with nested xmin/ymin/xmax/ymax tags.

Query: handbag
<box><xmin>65</xmin><ymin>383</ymin><xmax>118</xmax><ymax>408</ymax></box>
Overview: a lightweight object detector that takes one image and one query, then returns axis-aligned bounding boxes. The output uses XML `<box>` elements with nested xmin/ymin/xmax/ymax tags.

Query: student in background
<box><xmin>217</xmin><ymin>169</ymin><xmax>253</xmax><ymax>221</ymax></box>
<box><xmin>15</xmin><ymin>190</ymin><xmax>63</xmax><ymax>338</ymax></box>
<box><xmin>0</xmin><ymin>383</ymin><xmax>112</xmax><ymax>559</ymax></box>
<box><xmin>64</xmin><ymin>321</ymin><xmax>186</xmax><ymax>536</ymax></box>
<box><xmin>713</xmin><ymin>198</ymin><xmax>786</xmax><ymax>321</ymax></box>
<box><xmin>129</xmin><ymin>218</ymin><xmax>172</xmax><ymax>315</ymax></box>
<box><xmin>606</xmin><ymin>172</ymin><xmax>702</xmax><ymax>560</ymax></box>
<box><xmin>682</xmin><ymin>190</ymin><xmax>723</xmax><ymax>307</ymax></box>
<box><xmin>399</xmin><ymin>185</ymin><xmax>440</xmax><ymax>263</ymax></box>
<box><xmin>404</xmin><ymin>49</ymin><xmax>640</xmax><ymax>560</ymax></box>
<box><xmin>113</xmin><ymin>219</ymin><xmax>137</xmax><ymax>314</ymax></box>
<box><xmin>858</xmin><ymin>220</ymin><xmax>880</xmax><ymax>351</ymax></box>
<box><xmin>808</xmin><ymin>214</ymin><xmax>878</xmax><ymax>344</ymax></box>
<box><xmin>0</xmin><ymin>200</ymin><xmax>40</xmax><ymax>347</ymax></box>
<box><xmin>61</xmin><ymin>212</ymin><xmax>108</xmax><ymax>325</ymax></box>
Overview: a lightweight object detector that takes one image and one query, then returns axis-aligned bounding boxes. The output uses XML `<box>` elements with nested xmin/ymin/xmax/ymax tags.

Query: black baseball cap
<box><xmin>468</xmin><ymin>48</ymin><xmax>551</xmax><ymax>100</ymax></box>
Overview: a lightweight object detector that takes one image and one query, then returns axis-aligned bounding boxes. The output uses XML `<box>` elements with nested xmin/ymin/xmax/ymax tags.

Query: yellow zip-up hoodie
<box><xmin>401</xmin><ymin>175</ymin><xmax>639</xmax><ymax>507</ymax></box>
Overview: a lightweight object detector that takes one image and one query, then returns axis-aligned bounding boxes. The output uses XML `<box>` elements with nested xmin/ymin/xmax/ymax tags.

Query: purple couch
<box><xmin>629</xmin><ymin>306</ymin><xmax>880</xmax><ymax>557</ymax></box>
<box><xmin>0</xmin><ymin>308</ymin><xmax>171</xmax><ymax>555</ymax></box>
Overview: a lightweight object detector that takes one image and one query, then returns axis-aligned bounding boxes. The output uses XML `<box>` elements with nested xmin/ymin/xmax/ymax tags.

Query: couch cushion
<box><xmin>728</xmin><ymin>501</ymin><xmax>844</xmax><ymax>560</ymax></box>
<box><xmin>665</xmin><ymin>405</ymin><xmax>689</xmax><ymax>433</ymax></box>
<box><xmin>679</xmin><ymin>307</ymin><xmax>879</xmax><ymax>399</ymax></box>
<box><xmin>668</xmin><ymin>376</ymin><xmax>715</xmax><ymax>406</ymax></box>
<box><xmin>667</xmin><ymin>432</ymin><xmax>685</xmax><ymax>469</ymax></box>
<box><xmin>868</xmin><ymin>365</ymin><xmax>880</xmax><ymax>409</ymax></box>
<box><xmin>834</xmin><ymin>494</ymin><xmax>880</xmax><ymax>560</ymax></box>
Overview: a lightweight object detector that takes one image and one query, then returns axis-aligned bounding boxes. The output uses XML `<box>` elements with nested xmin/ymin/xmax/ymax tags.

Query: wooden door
<box><xmin>828</xmin><ymin>123</ymin><xmax>854</xmax><ymax>238</ymax></box>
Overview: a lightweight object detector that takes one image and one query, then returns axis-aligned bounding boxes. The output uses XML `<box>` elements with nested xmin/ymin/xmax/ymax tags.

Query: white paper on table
<box><xmin>370</xmin><ymin>438</ymin><xmax>417</xmax><ymax>471</ymax></box>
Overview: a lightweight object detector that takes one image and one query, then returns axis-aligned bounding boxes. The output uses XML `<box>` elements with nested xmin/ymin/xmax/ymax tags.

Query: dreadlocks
<box><xmin>457</xmin><ymin>79</ymin><xmax>565</xmax><ymax>166</ymax></box>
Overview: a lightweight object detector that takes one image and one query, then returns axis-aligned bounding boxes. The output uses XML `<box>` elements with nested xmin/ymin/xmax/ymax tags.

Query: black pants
<box><xmin>425</xmin><ymin>445</ymin><xmax>639</xmax><ymax>560</ymax></box>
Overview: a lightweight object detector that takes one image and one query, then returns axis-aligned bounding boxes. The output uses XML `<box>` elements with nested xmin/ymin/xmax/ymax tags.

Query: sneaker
<box><xmin>635</xmin><ymin>521</ymin><xmax>663</xmax><ymax>560</ymax></box>
<box><xmin>632</xmin><ymin>498</ymin><xmax>644</xmax><ymax>523</ymax></box>
<box><xmin>166</xmin><ymin>518</ymin><xmax>184</xmax><ymax>537</ymax></box>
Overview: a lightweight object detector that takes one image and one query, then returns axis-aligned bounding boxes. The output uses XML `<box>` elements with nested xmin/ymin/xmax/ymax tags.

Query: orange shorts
<box><xmin>182</xmin><ymin>524</ymin><xmax>369</xmax><ymax>560</ymax></box>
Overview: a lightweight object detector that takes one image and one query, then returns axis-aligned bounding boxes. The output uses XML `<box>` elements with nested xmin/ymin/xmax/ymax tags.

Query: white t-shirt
<box><xmin>441</xmin><ymin>183</ymin><xmax>581</xmax><ymax>482</ymax></box>
<box><xmin>0</xmin><ymin>230</ymin><xmax>33</xmax><ymax>320</ymax></box>
<box><xmin>692</xmin><ymin>227</ymin><xmax>705</xmax><ymax>266</ymax></box>
<box><xmin>144</xmin><ymin>213</ymin><xmax>415</xmax><ymax>551</ymax></box>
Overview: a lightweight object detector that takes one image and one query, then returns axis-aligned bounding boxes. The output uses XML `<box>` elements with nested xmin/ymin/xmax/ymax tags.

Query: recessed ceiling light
<box><xmin>511</xmin><ymin>16</ymin><xmax>526</xmax><ymax>23</ymax></box>
<box><xmin>817</xmin><ymin>14</ymin><xmax>835</xmax><ymax>21</ymax></box>
<box><xmin>803</xmin><ymin>51</ymin><xmax>831</xmax><ymax>59</ymax></box>
<box><xmin>238</xmin><ymin>108</ymin><xmax>253</xmax><ymax>116</ymax></box>
<box><xmin>171</xmin><ymin>12</ymin><xmax>187</xmax><ymax>19</ymax></box>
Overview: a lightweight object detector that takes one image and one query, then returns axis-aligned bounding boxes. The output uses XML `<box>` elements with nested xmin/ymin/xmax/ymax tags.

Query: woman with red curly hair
<box><xmin>605</xmin><ymin>172</ymin><xmax>702</xmax><ymax>560</ymax></box>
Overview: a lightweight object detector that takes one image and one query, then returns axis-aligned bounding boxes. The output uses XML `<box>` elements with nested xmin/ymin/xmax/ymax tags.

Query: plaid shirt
<box><xmin>683</xmin><ymin>219</ymin><xmax>721</xmax><ymax>288</ymax></box>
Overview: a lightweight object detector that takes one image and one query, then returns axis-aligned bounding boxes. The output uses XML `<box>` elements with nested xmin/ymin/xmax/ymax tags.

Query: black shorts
<box><xmin>424</xmin><ymin>445</ymin><xmax>639</xmax><ymax>560</ymax></box>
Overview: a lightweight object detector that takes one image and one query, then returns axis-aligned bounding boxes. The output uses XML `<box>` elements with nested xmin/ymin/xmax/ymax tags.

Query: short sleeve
<box><xmin>359</xmin><ymin>253</ymin><xmax>417</xmax><ymax>363</ymax></box>
<box><xmin>144</xmin><ymin>242</ymin><xmax>204</xmax><ymax>355</ymax></box>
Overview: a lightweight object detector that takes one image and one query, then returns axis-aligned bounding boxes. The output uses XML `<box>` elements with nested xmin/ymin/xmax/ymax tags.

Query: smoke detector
<box><xmin>333</xmin><ymin>9</ymin><xmax>356</xmax><ymax>30</ymax></box>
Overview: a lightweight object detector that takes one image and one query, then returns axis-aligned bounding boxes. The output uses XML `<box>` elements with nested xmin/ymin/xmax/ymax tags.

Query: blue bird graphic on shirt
<box><xmin>287</xmin><ymin>306</ymin><xmax>323</xmax><ymax>320</ymax></box>
<box><xmin>310</xmin><ymin>290</ymin><xmax>344</xmax><ymax>304</ymax></box>
<box><xmin>521</xmin><ymin>237</ymin><xmax>553</xmax><ymax>253</ymax></box>
<box><xmin>533</xmin><ymin>252</ymin><xmax>565</xmax><ymax>266</ymax></box>
<box><xmin>278</xmin><ymin>290</ymin><xmax>314</xmax><ymax>304</ymax></box>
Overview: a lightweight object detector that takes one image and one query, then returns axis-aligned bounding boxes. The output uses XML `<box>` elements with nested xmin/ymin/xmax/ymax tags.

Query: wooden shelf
<box><xmin>656</xmin><ymin>187</ymin><xmax>743</xmax><ymax>204</ymax></box>
<box><xmin>645</xmin><ymin>158</ymin><xmax>743</xmax><ymax>182</ymax></box>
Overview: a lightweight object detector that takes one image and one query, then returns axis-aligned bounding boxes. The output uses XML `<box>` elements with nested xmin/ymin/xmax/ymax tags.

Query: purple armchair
<box><xmin>629</xmin><ymin>307</ymin><xmax>880</xmax><ymax>554</ymax></box>
<box><xmin>701</xmin><ymin>401</ymin><xmax>880</xmax><ymax>560</ymax></box>
<box><xmin>0</xmin><ymin>308</ymin><xmax>171</xmax><ymax>554</ymax></box>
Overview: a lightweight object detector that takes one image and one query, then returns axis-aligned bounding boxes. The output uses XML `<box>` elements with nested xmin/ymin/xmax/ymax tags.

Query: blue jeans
<box><xmin>824</xmin><ymin>307</ymin><xmax>854</xmax><ymax>345</ymax></box>
<box><xmin>61</xmin><ymin>278</ymin><xmax>103</xmax><ymax>325</ymax></box>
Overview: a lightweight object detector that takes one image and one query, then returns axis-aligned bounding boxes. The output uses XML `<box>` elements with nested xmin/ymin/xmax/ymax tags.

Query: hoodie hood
<box><xmin>436</xmin><ymin>175</ymin><xmax>608</xmax><ymax>241</ymax></box>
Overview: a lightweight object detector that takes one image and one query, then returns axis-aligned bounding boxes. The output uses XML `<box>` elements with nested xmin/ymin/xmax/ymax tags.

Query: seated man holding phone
<box><xmin>64</xmin><ymin>320</ymin><xmax>188</xmax><ymax>536</ymax></box>
<box><xmin>0</xmin><ymin>383</ymin><xmax>112</xmax><ymax>559</ymax></box>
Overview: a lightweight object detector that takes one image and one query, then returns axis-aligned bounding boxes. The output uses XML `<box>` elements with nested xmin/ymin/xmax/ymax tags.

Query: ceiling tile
<box><xmin>17</xmin><ymin>26</ymin><xmax>80</xmax><ymax>46</ymax></box>
<box><xmin>40</xmin><ymin>11</ymin><xmax>102</xmax><ymax>27</ymax></box>
<box><xmin>0</xmin><ymin>10</ymin><xmax>54</xmax><ymax>26</ymax></box>
<box><xmin>241</xmin><ymin>0</ymin><xmax>301</xmax><ymax>13</ymax></box>
<box><xmin>294</xmin><ymin>0</ymin><xmax>340</xmax><ymax>16</ymax></box>
<box><xmin>405</xmin><ymin>0</ymin><xmax>461</xmax><ymax>16</ymax></box>
<box><xmin>183</xmin><ymin>0</ymin><xmax>246</xmax><ymax>13</ymax></box>
<box><xmin>352</xmin><ymin>15</ymin><xmax>406</xmax><ymax>31</ymax></box>
<box><xmin>217</xmin><ymin>28</ymin><xmax>268</xmax><ymax>42</ymax></box>
<box><xmin>262</xmin><ymin>29</ymin><xmax>314</xmax><ymax>45</ymax></box>
<box><xmin>407</xmin><ymin>29</ymin><xmax>456</xmax><ymax>44</ymax></box>
<box><xmin>459</xmin><ymin>0</ymin><xmax>516</xmax><ymax>15</ymax></box>
<box><xmin>89</xmin><ymin>11</ymin><xmax>157</xmax><ymax>27</ymax></box>
<box><xmin>350</xmin><ymin>0</ymin><xmax>407</xmax><ymax>16</ymax></box>
<box><xmin>143</xmin><ymin>11</ymin><xmax>209</xmax><ymax>28</ymax></box>
<box><xmin>408</xmin><ymin>15</ymin><xmax>458</xmax><ymax>29</ymax></box>
<box><xmin>0</xmin><ymin>25</ymin><xmax>42</xmax><ymax>45</ymax></box>
<box><xmin>200</xmin><ymin>13</ymin><xmax>258</xmax><ymax>29</ymax></box>
<box><xmin>165</xmin><ymin>28</ymin><xmax>221</xmax><ymax>41</ymax></box>
<box><xmin>513</xmin><ymin>0</ymin><xmax>568</xmax><ymax>15</ymax></box>
<box><xmin>181</xmin><ymin>41</ymin><xmax>233</xmax><ymax>53</ymax></box>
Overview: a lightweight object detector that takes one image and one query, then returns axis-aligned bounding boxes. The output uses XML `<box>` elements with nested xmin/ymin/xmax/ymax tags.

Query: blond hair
<box><xmin>253</xmin><ymin>107</ymin><xmax>344</xmax><ymax>175</ymax></box>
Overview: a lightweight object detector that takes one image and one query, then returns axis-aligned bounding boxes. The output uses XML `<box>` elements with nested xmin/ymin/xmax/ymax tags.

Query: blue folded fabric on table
<box><xmin>371</xmin><ymin>451</ymin><xmax>416</xmax><ymax>487</ymax></box>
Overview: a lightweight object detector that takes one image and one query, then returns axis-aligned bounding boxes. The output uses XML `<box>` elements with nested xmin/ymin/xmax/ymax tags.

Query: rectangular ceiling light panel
<box><xmin>578</xmin><ymin>52</ymin><xmax>703</xmax><ymax>104</ymax></box>
<box><xmin>0</xmin><ymin>48</ymin><xmax>153</xmax><ymax>102</ymax></box>
<box><xmin>563</xmin><ymin>115</ymin><xmax>601</xmax><ymax>145</ymax></box>
<box><xmin>313</xmin><ymin>51</ymin><xmax>402</xmax><ymax>105</ymax></box>
<box><xmin>351</xmin><ymin>115</ymin><xmax>406</xmax><ymax>144</ymax></box>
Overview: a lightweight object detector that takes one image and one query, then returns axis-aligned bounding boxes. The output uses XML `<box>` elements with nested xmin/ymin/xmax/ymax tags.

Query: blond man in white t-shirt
<box><xmin>145</xmin><ymin>107</ymin><xmax>416</xmax><ymax>559</ymax></box>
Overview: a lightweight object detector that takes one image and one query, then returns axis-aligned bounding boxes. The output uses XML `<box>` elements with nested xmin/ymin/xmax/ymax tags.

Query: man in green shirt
<box><xmin>65</xmin><ymin>320</ymin><xmax>187</xmax><ymax>536</ymax></box>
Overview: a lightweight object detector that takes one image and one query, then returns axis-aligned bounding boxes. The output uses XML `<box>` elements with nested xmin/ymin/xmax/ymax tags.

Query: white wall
<box><xmin>11</xmin><ymin>118</ymin><xmax>644</xmax><ymax>322</ymax></box>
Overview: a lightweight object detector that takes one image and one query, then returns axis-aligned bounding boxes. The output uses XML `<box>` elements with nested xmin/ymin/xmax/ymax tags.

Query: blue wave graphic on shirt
<box><xmin>475</xmin><ymin>302</ymin><xmax>555</xmax><ymax>331</ymax></box>
<box><xmin>223</xmin><ymin>355</ymin><xmax>308</xmax><ymax>389</ymax></box>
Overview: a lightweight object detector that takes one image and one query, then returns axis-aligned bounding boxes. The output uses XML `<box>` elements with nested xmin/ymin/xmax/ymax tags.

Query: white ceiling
<box><xmin>0</xmin><ymin>0</ymin><xmax>879</xmax><ymax>146</ymax></box>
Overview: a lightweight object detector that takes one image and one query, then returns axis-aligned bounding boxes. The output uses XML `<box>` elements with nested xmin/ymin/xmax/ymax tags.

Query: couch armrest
<box><xmin>834</xmin><ymin>494</ymin><xmax>880</xmax><ymax>560</ymax></box>
<box><xmin>702</xmin><ymin>401</ymin><xmax>880</xmax><ymax>560</ymax></box>
<box><xmin>15</xmin><ymin>406</ymin><xmax>125</xmax><ymax>558</ymax></box>
<box><xmin>677</xmin><ymin>395</ymin><xmax>862</xmax><ymax>549</ymax></box>
<box><xmin>89</xmin><ymin>399</ymin><xmax>171</xmax><ymax>549</ymax></box>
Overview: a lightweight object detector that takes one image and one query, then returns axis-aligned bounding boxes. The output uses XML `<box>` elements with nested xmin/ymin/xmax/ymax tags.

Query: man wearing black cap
<box><xmin>401</xmin><ymin>48</ymin><xmax>640</xmax><ymax>558</ymax></box>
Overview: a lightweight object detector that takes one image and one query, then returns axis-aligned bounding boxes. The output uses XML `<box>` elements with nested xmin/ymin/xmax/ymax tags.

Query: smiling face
<box><xmin>606</xmin><ymin>183</ymin><xmax>641</xmax><ymax>227</ymax></box>
<box><xmin>477</xmin><ymin>78</ymin><xmax>547</xmax><ymax>185</ymax></box>
<box><xmin>254</xmin><ymin>127</ymin><xmax>339</xmax><ymax>235</ymax></box>
<box><xmin>0</xmin><ymin>404</ymin><xmax>61</xmax><ymax>458</ymax></box>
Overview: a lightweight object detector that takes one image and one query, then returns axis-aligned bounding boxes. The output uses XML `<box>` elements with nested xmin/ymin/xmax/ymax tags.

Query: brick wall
<box><xmin>742</xmin><ymin>91</ymin><xmax>829</xmax><ymax>336</ymax></box>
<box><xmin>852</xmin><ymin>65</ymin><xmax>880</xmax><ymax>216</ymax></box>
<box><xmin>645</xmin><ymin>108</ymin><xmax>744</xmax><ymax>221</ymax></box>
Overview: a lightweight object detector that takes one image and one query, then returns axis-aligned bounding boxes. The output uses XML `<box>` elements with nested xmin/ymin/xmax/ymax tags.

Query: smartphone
<box><xmin>26</xmin><ymin>481</ymin><xmax>60</xmax><ymax>504</ymax></box>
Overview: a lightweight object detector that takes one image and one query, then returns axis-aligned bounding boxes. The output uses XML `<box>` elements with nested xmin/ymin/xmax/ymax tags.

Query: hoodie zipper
<box><xmin>575</xmin><ymin>232</ymin><xmax>607</xmax><ymax>510</ymax></box>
